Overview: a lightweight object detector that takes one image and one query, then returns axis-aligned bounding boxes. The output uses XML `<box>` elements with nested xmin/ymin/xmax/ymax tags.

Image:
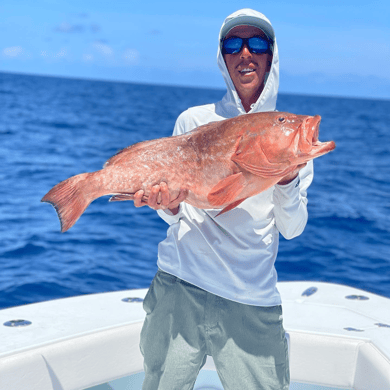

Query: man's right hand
<box><xmin>133</xmin><ymin>182</ymin><xmax>188</xmax><ymax>215</ymax></box>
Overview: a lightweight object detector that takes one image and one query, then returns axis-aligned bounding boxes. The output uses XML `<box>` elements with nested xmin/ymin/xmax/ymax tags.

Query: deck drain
<box><xmin>345</xmin><ymin>295</ymin><xmax>369</xmax><ymax>300</ymax></box>
<box><xmin>301</xmin><ymin>287</ymin><xmax>318</xmax><ymax>297</ymax></box>
<box><xmin>344</xmin><ymin>327</ymin><xmax>364</xmax><ymax>332</ymax></box>
<box><xmin>122</xmin><ymin>297</ymin><xmax>144</xmax><ymax>303</ymax></box>
<box><xmin>4</xmin><ymin>319</ymin><xmax>32</xmax><ymax>327</ymax></box>
<box><xmin>375</xmin><ymin>323</ymin><xmax>390</xmax><ymax>328</ymax></box>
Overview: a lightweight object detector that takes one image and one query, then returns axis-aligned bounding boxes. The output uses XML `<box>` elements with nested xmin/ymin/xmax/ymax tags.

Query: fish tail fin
<box><xmin>41</xmin><ymin>172</ymin><xmax>96</xmax><ymax>233</ymax></box>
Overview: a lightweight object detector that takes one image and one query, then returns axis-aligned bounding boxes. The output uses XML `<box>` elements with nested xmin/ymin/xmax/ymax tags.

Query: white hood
<box><xmin>216</xmin><ymin>8</ymin><xmax>279</xmax><ymax>117</ymax></box>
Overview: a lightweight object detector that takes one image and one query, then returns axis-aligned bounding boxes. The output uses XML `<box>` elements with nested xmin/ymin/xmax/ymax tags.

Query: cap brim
<box><xmin>220</xmin><ymin>15</ymin><xmax>275</xmax><ymax>42</ymax></box>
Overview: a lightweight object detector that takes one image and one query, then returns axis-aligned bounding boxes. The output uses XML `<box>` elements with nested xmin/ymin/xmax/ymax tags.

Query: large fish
<box><xmin>42</xmin><ymin>111</ymin><xmax>335</xmax><ymax>232</ymax></box>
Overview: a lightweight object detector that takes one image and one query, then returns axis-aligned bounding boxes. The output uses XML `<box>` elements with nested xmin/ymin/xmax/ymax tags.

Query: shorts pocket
<box><xmin>143</xmin><ymin>270</ymin><xmax>177</xmax><ymax>315</ymax></box>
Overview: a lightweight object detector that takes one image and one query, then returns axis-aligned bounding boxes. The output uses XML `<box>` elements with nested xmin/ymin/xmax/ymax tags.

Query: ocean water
<box><xmin>0</xmin><ymin>72</ymin><xmax>389</xmax><ymax>310</ymax></box>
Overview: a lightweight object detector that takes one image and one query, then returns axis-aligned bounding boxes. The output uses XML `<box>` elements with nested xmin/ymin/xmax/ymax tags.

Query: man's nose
<box><xmin>240</xmin><ymin>44</ymin><xmax>252</xmax><ymax>58</ymax></box>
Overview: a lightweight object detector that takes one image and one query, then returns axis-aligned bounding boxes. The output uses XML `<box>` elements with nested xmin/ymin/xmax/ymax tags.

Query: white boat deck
<box><xmin>0</xmin><ymin>281</ymin><xmax>389</xmax><ymax>390</ymax></box>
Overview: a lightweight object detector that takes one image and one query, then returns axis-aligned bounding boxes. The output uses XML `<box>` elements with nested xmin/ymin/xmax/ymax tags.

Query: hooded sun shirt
<box><xmin>156</xmin><ymin>9</ymin><xmax>314</xmax><ymax>306</ymax></box>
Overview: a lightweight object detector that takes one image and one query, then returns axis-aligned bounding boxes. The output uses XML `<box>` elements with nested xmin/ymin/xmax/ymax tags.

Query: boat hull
<box><xmin>1</xmin><ymin>282</ymin><xmax>389</xmax><ymax>390</ymax></box>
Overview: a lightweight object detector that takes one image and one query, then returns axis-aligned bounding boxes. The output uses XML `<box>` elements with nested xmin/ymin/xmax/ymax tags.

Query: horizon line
<box><xmin>1</xmin><ymin>70</ymin><xmax>389</xmax><ymax>103</ymax></box>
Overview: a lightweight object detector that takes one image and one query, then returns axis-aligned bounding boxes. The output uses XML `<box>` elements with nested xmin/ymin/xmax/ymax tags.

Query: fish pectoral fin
<box><xmin>233</xmin><ymin>159</ymin><xmax>292</xmax><ymax>178</ymax></box>
<box><xmin>207</xmin><ymin>172</ymin><xmax>246</xmax><ymax>207</ymax></box>
<box><xmin>215</xmin><ymin>198</ymin><xmax>247</xmax><ymax>217</ymax></box>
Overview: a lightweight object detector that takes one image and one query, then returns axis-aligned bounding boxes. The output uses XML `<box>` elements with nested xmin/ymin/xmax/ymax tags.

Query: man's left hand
<box><xmin>277</xmin><ymin>163</ymin><xmax>307</xmax><ymax>185</ymax></box>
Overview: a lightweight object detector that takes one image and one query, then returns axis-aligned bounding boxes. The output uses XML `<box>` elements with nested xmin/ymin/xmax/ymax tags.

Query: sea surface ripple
<box><xmin>1</xmin><ymin>72</ymin><xmax>389</xmax><ymax>309</ymax></box>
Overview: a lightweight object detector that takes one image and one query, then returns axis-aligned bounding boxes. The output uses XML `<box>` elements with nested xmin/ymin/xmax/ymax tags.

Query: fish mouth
<box><xmin>300</xmin><ymin>115</ymin><xmax>336</xmax><ymax>159</ymax></box>
<box><xmin>310</xmin><ymin>115</ymin><xmax>320</xmax><ymax>144</ymax></box>
<box><xmin>310</xmin><ymin>116</ymin><xmax>336</xmax><ymax>158</ymax></box>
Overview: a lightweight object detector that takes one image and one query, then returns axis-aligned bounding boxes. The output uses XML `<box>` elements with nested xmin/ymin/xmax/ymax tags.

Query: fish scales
<box><xmin>42</xmin><ymin>111</ymin><xmax>335</xmax><ymax>232</ymax></box>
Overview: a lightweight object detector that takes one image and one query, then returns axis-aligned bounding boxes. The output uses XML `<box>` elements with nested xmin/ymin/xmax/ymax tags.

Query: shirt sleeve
<box><xmin>272</xmin><ymin>160</ymin><xmax>314</xmax><ymax>239</ymax></box>
<box><xmin>156</xmin><ymin>110</ymin><xmax>190</xmax><ymax>225</ymax></box>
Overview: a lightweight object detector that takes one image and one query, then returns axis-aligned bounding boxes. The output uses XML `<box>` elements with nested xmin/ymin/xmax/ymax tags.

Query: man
<box><xmin>135</xmin><ymin>8</ymin><xmax>313</xmax><ymax>390</ymax></box>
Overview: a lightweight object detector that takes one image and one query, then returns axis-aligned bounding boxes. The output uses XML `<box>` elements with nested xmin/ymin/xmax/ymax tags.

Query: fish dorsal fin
<box><xmin>231</xmin><ymin>135</ymin><xmax>290</xmax><ymax>178</ymax></box>
<box><xmin>187</xmin><ymin>120</ymin><xmax>220</xmax><ymax>134</ymax></box>
<box><xmin>103</xmin><ymin>142</ymin><xmax>143</xmax><ymax>168</ymax></box>
<box><xmin>207</xmin><ymin>172</ymin><xmax>246</xmax><ymax>207</ymax></box>
<box><xmin>104</xmin><ymin>121</ymin><xmax>220</xmax><ymax>169</ymax></box>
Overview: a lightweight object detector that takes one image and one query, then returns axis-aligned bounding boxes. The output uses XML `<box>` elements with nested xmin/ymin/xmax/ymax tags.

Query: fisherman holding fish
<box><xmin>138</xmin><ymin>8</ymin><xmax>307</xmax><ymax>390</ymax></box>
<box><xmin>40</xmin><ymin>7</ymin><xmax>336</xmax><ymax>388</ymax></box>
<box><xmin>42</xmin><ymin>7</ymin><xmax>336</xmax><ymax>389</ymax></box>
<box><xmin>41</xmin><ymin>7</ymin><xmax>336</xmax><ymax>390</ymax></box>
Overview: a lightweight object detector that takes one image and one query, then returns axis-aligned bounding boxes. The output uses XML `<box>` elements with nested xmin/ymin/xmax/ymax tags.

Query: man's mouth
<box><xmin>239</xmin><ymin>68</ymin><xmax>255</xmax><ymax>74</ymax></box>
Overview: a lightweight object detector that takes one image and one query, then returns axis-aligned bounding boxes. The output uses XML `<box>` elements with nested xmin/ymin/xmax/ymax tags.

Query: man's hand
<box><xmin>133</xmin><ymin>182</ymin><xmax>188</xmax><ymax>215</ymax></box>
<box><xmin>277</xmin><ymin>163</ymin><xmax>307</xmax><ymax>186</ymax></box>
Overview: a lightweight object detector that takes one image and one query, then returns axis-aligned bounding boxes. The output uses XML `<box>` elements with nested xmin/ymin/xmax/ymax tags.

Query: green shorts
<box><xmin>140</xmin><ymin>269</ymin><xmax>290</xmax><ymax>390</ymax></box>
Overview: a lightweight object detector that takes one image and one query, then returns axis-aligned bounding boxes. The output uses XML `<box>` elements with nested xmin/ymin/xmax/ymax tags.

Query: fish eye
<box><xmin>278</xmin><ymin>117</ymin><xmax>286</xmax><ymax>123</ymax></box>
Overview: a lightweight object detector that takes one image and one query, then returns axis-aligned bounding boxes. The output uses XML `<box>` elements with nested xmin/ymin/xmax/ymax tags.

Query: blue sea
<box><xmin>1</xmin><ymin>71</ymin><xmax>389</xmax><ymax>310</ymax></box>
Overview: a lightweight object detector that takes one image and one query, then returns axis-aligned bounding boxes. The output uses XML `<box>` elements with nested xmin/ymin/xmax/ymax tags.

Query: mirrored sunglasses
<box><xmin>221</xmin><ymin>36</ymin><xmax>271</xmax><ymax>55</ymax></box>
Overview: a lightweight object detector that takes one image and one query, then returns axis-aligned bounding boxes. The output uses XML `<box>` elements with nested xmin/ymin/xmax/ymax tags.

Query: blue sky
<box><xmin>1</xmin><ymin>0</ymin><xmax>389</xmax><ymax>99</ymax></box>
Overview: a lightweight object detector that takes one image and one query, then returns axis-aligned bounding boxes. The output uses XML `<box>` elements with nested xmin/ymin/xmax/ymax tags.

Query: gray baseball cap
<box><xmin>220</xmin><ymin>11</ymin><xmax>275</xmax><ymax>43</ymax></box>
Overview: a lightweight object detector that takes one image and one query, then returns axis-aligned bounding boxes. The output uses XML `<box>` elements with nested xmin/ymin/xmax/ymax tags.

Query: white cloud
<box><xmin>56</xmin><ymin>48</ymin><xmax>67</xmax><ymax>58</ymax></box>
<box><xmin>39</xmin><ymin>48</ymin><xmax>68</xmax><ymax>60</ymax></box>
<box><xmin>3</xmin><ymin>46</ymin><xmax>23</xmax><ymax>57</ymax></box>
<box><xmin>93</xmin><ymin>41</ymin><xmax>113</xmax><ymax>57</ymax></box>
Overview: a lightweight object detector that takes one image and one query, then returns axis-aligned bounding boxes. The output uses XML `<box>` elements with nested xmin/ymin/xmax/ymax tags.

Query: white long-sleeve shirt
<box><xmin>156</xmin><ymin>9</ymin><xmax>313</xmax><ymax>306</ymax></box>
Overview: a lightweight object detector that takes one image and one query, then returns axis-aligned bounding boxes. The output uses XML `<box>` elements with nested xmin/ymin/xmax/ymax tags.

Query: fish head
<box><xmin>232</xmin><ymin>111</ymin><xmax>336</xmax><ymax>177</ymax></box>
<box><xmin>259</xmin><ymin>112</ymin><xmax>335</xmax><ymax>163</ymax></box>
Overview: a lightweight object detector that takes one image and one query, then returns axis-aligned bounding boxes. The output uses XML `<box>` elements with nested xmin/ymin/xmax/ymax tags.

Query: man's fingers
<box><xmin>278</xmin><ymin>162</ymin><xmax>308</xmax><ymax>185</ymax></box>
<box><xmin>160</xmin><ymin>182</ymin><xmax>170</xmax><ymax>207</ymax></box>
<box><xmin>134</xmin><ymin>190</ymin><xmax>145</xmax><ymax>208</ymax></box>
<box><xmin>148</xmin><ymin>185</ymin><xmax>161</xmax><ymax>208</ymax></box>
<box><xmin>292</xmin><ymin>163</ymin><xmax>307</xmax><ymax>176</ymax></box>
<box><xmin>133</xmin><ymin>184</ymin><xmax>188</xmax><ymax>210</ymax></box>
<box><xmin>177</xmin><ymin>188</ymin><xmax>189</xmax><ymax>202</ymax></box>
<box><xmin>168</xmin><ymin>188</ymin><xmax>189</xmax><ymax>208</ymax></box>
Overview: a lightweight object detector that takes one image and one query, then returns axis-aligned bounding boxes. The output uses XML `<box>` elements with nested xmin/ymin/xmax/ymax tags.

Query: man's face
<box><xmin>223</xmin><ymin>25</ymin><xmax>273</xmax><ymax>106</ymax></box>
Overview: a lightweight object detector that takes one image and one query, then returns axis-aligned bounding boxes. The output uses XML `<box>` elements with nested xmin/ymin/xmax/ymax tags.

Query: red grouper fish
<box><xmin>42</xmin><ymin>111</ymin><xmax>336</xmax><ymax>232</ymax></box>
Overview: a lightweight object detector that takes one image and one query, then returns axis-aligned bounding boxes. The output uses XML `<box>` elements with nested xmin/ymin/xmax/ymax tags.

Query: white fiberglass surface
<box><xmin>85</xmin><ymin>371</ymin><xmax>352</xmax><ymax>390</ymax></box>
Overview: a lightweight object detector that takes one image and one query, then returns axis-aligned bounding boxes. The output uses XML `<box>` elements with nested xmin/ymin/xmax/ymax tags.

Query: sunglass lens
<box><xmin>223</xmin><ymin>37</ymin><xmax>243</xmax><ymax>54</ymax></box>
<box><xmin>248</xmin><ymin>37</ymin><xmax>269</xmax><ymax>53</ymax></box>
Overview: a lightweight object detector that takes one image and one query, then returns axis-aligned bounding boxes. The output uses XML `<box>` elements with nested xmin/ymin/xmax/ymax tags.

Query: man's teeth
<box><xmin>239</xmin><ymin>68</ymin><xmax>254</xmax><ymax>73</ymax></box>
